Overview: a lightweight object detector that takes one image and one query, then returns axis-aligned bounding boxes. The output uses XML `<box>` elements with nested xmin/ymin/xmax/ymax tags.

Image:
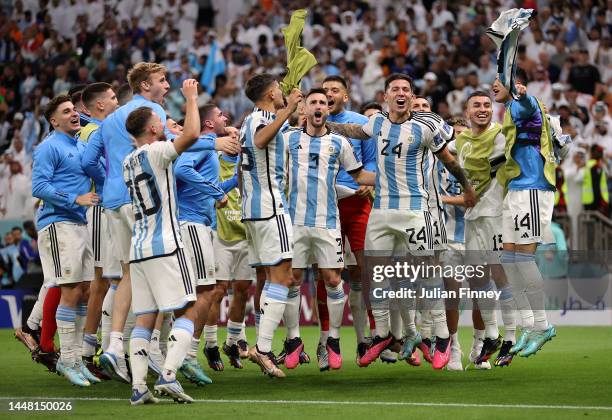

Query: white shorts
<box><xmin>87</xmin><ymin>206</ymin><xmax>122</xmax><ymax>279</ymax></box>
<box><xmin>343</xmin><ymin>238</ymin><xmax>357</xmax><ymax>266</ymax></box>
<box><xmin>440</xmin><ymin>240</ymin><xmax>465</xmax><ymax>268</ymax></box>
<box><xmin>213</xmin><ymin>234</ymin><xmax>255</xmax><ymax>281</ymax></box>
<box><xmin>502</xmin><ymin>189</ymin><xmax>554</xmax><ymax>245</ymax></box>
<box><xmin>365</xmin><ymin>208</ymin><xmax>446</xmax><ymax>256</ymax></box>
<box><xmin>87</xmin><ymin>205</ymin><xmax>104</xmax><ymax>267</ymax></box>
<box><xmin>39</xmin><ymin>222</ymin><xmax>94</xmax><ymax>285</ymax></box>
<box><xmin>465</xmin><ymin>215</ymin><xmax>504</xmax><ymax>264</ymax></box>
<box><xmin>293</xmin><ymin>226</ymin><xmax>344</xmax><ymax>269</ymax></box>
<box><xmin>245</xmin><ymin>213</ymin><xmax>293</xmax><ymax>266</ymax></box>
<box><xmin>180</xmin><ymin>222</ymin><xmax>216</xmax><ymax>286</ymax></box>
<box><xmin>129</xmin><ymin>248</ymin><xmax>196</xmax><ymax>315</ymax></box>
<box><xmin>106</xmin><ymin>204</ymin><xmax>134</xmax><ymax>264</ymax></box>
<box><xmin>430</xmin><ymin>207</ymin><xmax>449</xmax><ymax>251</ymax></box>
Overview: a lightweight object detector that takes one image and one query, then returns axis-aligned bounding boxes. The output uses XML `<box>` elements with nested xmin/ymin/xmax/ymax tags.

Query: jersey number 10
<box><xmin>126</xmin><ymin>172</ymin><xmax>161</xmax><ymax>221</ymax></box>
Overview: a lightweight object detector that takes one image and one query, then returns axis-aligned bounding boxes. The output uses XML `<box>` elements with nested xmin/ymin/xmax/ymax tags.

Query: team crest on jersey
<box><xmin>328</xmin><ymin>145</ymin><xmax>336</xmax><ymax>153</ymax></box>
<box><xmin>405</xmin><ymin>135</ymin><xmax>416</xmax><ymax>145</ymax></box>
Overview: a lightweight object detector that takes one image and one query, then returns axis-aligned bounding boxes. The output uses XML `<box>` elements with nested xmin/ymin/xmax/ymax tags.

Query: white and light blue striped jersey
<box><xmin>425</xmin><ymin>115</ymin><xmax>454</xmax><ymax>213</ymax></box>
<box><xmin>285</xmin><ymin>128</ymin><xmax>362</xmax><ymax>229</ymax></box>
<box><xmin>123</xmin><ymin>141</ymin><xmax>182</xmax><ymax>262</ymax></box>
<box><xmin>239</xmin><ymin>107</ymin><xmax>290</xmax><ymax>221</ymax></box>
<box><xmin>437</xmin><ymin>157</ymin><xmax>465</xmax><ymax>243</ymax></box>
<box><xmin>362</xmin><ymin>111</ymin><xmax>448</xmax><ymax>211</ymax></box>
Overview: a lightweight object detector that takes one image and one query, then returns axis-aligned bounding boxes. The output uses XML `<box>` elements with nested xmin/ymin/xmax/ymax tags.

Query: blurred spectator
<box><xmin>0</xmin><ymin>159</ymin><xmax>33</xmax><ymax>220</ymax></box>
<box><xmin>19</xmin><ymin>220</ymin><xmax>39</xmax><ymax>273</ymax></box>
<box><xmin>568</xmin><ymin>49</ymin><xmax>601</xmax><ymax>96</ymax></box>
<box><xmin>0</xmin><ymin>231</ymin><xmax>23</xmax><ymax>286</ymax></box>
<box><xmin>0</xmin><ymin>0</ymin><xmax>608</xmax><ymax>245</ymax></box>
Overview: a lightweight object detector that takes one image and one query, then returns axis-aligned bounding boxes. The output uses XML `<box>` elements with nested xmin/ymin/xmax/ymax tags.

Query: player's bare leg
<box><xmin>99</xmin><ymin>262</ymin><xmax>132</xmax><ymax>383</ymax></box>
<box><xmin>203</xmin><ymin>281</ymin><xmax>227</xmax><ymax>371</ymax></box>
<box><xmin>223</xmin><ymin>280</ymin><xmax>251</xmax><ymax>367</ymax></box>
<box><xmin>444</xmin><ymin>277</ymin><xmax>462</xmax><ymax>371</ymax></box>
<box><xmin>147</xmin><ymin>312</ymin><xmax>165</xmax><ymax>375</ymax></box>
<box><xmin>178</xmin><ymin>285</ymin><xmax>213</xmax><ymax>385</ymax></box>
<box><xmin>82</xmin><ymin>267</ymin><xmax>110</xmax><ymax>378</ymax></box>
<box><xmin>254</xmin><ymin>267</ymin><xmax>266</xmax><ymax>339</ymax></box>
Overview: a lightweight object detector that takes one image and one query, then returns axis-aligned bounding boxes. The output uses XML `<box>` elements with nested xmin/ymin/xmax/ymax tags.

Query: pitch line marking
<box><xmin>0</xmin><ymin>397</ymin><xmax>611</xmax><ymax>411</ymax></box>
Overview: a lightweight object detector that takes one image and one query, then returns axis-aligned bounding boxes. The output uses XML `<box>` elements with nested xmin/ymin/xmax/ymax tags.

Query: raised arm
<box><xmin>436</xmin><ymin>147</ymin><xmax>476</xmax><ymax>208</ymax></box>
<box><xmin>254</xmin><ymin>88</ymin><xmax>303</xmax><ymax>149</ymax></box>
<box><xmin>173</xmin><ymin>79</ymin><xmax>201</xmax><ymax>155</ymax></box>
<box><xmin>326</xmin><ymin>122</ymin><xmax>370</xmax><ymax>140</ymax></box>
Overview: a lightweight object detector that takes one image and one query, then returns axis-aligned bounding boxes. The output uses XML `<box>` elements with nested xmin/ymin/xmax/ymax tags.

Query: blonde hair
<box><xmin>127</xmin><ymin>62</ymin><xmax>167</xmax><ymax>93</ymax></box>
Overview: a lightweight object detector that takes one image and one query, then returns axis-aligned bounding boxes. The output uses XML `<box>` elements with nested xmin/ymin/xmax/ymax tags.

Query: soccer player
<box><xmin>327</xmin><ymin>74</ymin><xmax>476</xmax><ymax>369</ymax></box>
<box><xmin>79</xmin><ymin>82</ymin><xmax>120</xmax><ymax>378</ymax></box>
<box><xmin>32</xmin><ymin>95</ymin><xmax>102</xmax><ymax>386</ymax></box>
<box><xmin>174</xmin><ymin>103</ymin><xmax>237</xmax><ymax>379</ymax></box>
<box><xmin>216</xmin><ymin>145</ymin><xmax>254</xmax><ymax>368</ymax></box>
<box><xmin>321</xmin><ymin>76</ymin><xmax>377</xmax><ymax>366</ymax></box>
<box><xmin>455</xmin><ymin>91</ymin><xmax>519</xmax><ymax>368</ymax></box>
<box><xmin>91</xmin><ymin>62</ymin><xmax>239</xmax><ymax>382</ymax></box>
<box><xmin>239</xmin><ymin>73</ymin><xmax>302</xmax><ymax>378</ymax></box>
<box><xmin>123</xmin><ymin>78</ymin><xmax>201</xmax><ymax>404</ymax></box>
<box><xmin>437</xmin><ymin>116</ymin><xmax>467</xmax><ymax>371</ymax></box>
<box><xmin>492</xmin><ymin>70</ymin><xmax>557</xmax><ymax>357</ymax></box>
<box><xmin>285</xmin><ymin>88</ymin><xmax>375</xmax><ymax>370</ymax></box>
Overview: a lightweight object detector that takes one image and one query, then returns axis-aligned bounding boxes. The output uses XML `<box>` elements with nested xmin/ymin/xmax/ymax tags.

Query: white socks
<box><xmin>75</xmin><ymin>302</ymin><xmax>87</xmax><ymax>358</ymax></box>
<box><xmin>204</xmin><ymin>325</ymin><xmax>218</xmax><ymax>349</ymax></box>
<box><xmin>129</xmin><ymin>326</ymin><xmax>151</xmax><ymax>389</ymax></box>
<box><xmin>163</xmin><ymin>317</ymin><xmax>194</xmax><ymax>379</ymax></box>
<box><xmin>348</xmin><ymin>281</ymin><xmax>366</xmax><ymax>344</ymax></box>
<box><xmin>501</xmin><ymin>251</ymin><xmax>535</xmax><ymax>331</ymax></box>
<box><xmin>257</xmin><ymin>283</ymin><xmax>287</xmax><ymax>353</ymax></box>
<box><xmin>226</xmin><ymin>320</ymin><xmax>243</xmax><ymax>347</ymax></box>
<box><xmin>56</xmin><ymin>305</ymin><xmax>77</xmax><ymax>365</ymax></box>
<box><xmin>101</xmin><ymin>283</ymin><xmax>116</xmax><ymax>351</ymax></box>
<box><xmin>283</xmin><ymin>286</ymin><xmax>301</xmax><ymax>339</ymax></box>
<box><xmin>516</xmin><ymin>252</ymin><xmax>548</xmax><ymax>331</ymax></box>
<box><xmin>326</xmin><ymin>283</ymin><xmax>345</xmax><ymax>340</ymax></box>
<box><xmin>474</xmin><ymin>281</ymin><xmax>499</xmax><ymax>339</ymax></box>
<box><xmin>186</xmin><ymin>337</ymin><xmax>199</xmax><ymax>360</ymax></box>
<box><xmin>27</xmin><ymin>284</ymin><xmax>48</xmax><ymax>331</ymax></box>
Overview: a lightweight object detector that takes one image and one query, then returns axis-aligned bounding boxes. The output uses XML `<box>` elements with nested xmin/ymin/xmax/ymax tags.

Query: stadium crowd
<box><xmin>0</xmin><ymin>0</ymin><xmax>610</xmax><ymax>288</ymax></box>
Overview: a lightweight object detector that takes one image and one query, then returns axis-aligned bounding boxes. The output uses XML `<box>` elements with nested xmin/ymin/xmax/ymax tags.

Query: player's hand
<box><xmin>215</xmin><ymin>136</ymin><xmax>241</xmax><ymax>155</ymax></box>
<box><xmin>76</xmin><ymin>192</ymin><xmax>99</xmax><ymax>207</ymax></box>
<box><xmin>462</xmin><ymin>187</ymin><xmax>477</xmax><ymax>208</ymax></box>
<box><xmin>515</xmin><ymin>82</ymin><xmax>527</xmax><ymax>98</ymax></box>
<box><xmin>181</xmin><ymin>79</ymin><xmax>199</xmax><ymax>100</ymax></box>
<box><xmin>216</xmin><ymin>195</ymin><xmax>228</xmax><ymax>208</ymax></box>
<box><xmin>286</xmin><ymin>88</ymin><xmax>303</xmax><ymax>113</ymax></box>
<box><xmin>355</xmin><ymin>185</ymin><xmax>373</xmax><ymax>197</ymax></box>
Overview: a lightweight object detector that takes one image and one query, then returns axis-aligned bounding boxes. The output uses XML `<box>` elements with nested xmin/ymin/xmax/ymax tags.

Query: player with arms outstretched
<box><xmin>327</xmin><ymin>74</ymin><xmax>476</xmax><ymax>368</ymax></box>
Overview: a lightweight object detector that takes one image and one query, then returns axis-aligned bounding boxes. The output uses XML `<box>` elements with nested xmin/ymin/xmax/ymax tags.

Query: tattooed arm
<box><xmin>326</xmin><ymin>122</ymin><xmax>370</xmax><ymax>140</ymax></box>
<box><xmin>436</xmin><ymin>147</ymin><xmax>477</xmax><ymax>208</ymax></box>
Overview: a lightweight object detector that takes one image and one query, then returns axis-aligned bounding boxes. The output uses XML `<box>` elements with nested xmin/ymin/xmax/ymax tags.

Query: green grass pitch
<box><xmin>1</xmin><ymin>326</ymin><xmax>611</xmax><ymax>419</ymax></box>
